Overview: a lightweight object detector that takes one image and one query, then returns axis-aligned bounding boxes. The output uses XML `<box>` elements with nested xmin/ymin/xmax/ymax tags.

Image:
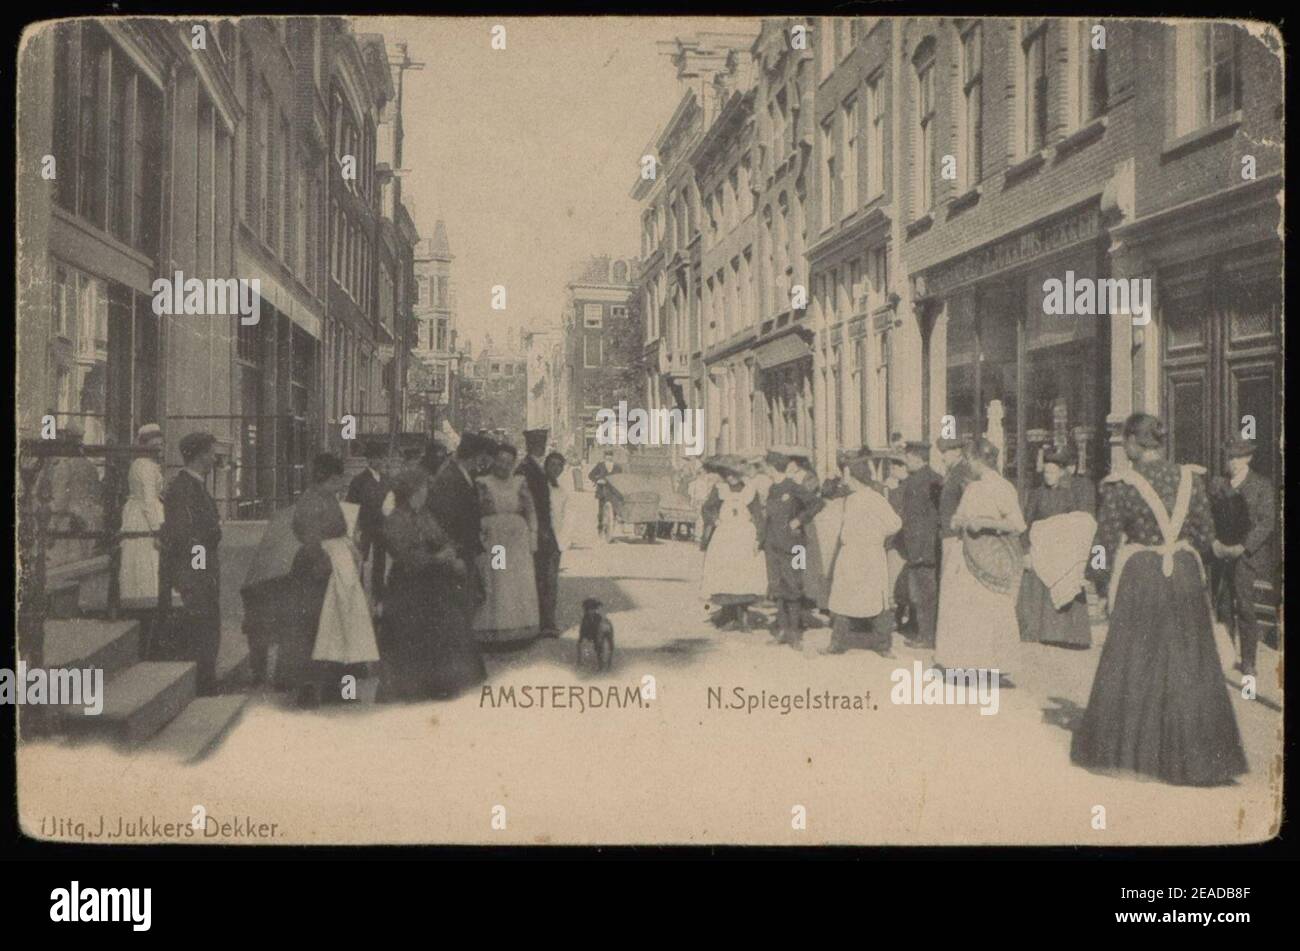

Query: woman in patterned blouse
<box><xmin>1070</xmin><ymin>414</ymin><xmax>1247</xmax><ymax>786</ymax></box>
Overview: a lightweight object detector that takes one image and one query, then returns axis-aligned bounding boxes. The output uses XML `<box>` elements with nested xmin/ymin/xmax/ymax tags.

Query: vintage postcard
<box><xmin>13</xmin><ymin>15</ymin><xmax>1283</xmax><ymax>846</ymax></box>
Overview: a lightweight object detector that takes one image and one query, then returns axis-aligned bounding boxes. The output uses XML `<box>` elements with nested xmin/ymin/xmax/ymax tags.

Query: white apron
<box><xmin>312</xmin><ymin>536</ymin><xmax>380</xmax><ymax>664</ymax></box>
<box><xmin>701</xmin><ymin>483</ymin><xmax>767</xmax><ymax>599</ymax></box>
<box><xmin>827</xmin><ymin>484</ymin><xmax>902</xmax><ymax>618</ymax></box>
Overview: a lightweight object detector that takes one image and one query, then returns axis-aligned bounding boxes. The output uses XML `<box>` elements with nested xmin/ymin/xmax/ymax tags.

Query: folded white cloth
<box><xmin>1029</xmin><ymin>511</ymin><xmax>1097</xmax><ymax>610</ymax></box>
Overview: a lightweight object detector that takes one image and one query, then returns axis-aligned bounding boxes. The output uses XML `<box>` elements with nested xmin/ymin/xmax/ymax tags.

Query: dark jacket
<box><xmin>1025</xmin><ymin>473</ymin><xmax>1096</xmax><ymax>525</ymax></box>
<box><xmin>762</xmin><ymin>475</ymin><xmax>825</xmax><ymax>600</ymax></box>
<box><xmin>159</xmin><ymin>469</ymin><xmax>222</xmax><ymax>608</ymax></box>
<box><xmin>517</xmin><ymin>455</ymin><xmax>559</xmax><ymax>555</ymax></box>
<box><xmin>896</xmin><ymin>466</ymin><xmax>942</xmax><ymax>566</ymax></box>
<box><xmin>587</xmin><ymin>461</ymin><xmax>622</xmax><ymax>502</ymax></box>
<box><xmin>346</xmin><ymin>468</ymin><xmax>387</xmax><ymax>552</ymax></box>
<box><xmin>1235</xmin><ymin>470</ymin><xmax>1277</xmax><ymax>575</ymax></box>
<box><xmin>427</xmin><ymin>459</ymin><xmax>483</xmax><ymax>561</ymax></box>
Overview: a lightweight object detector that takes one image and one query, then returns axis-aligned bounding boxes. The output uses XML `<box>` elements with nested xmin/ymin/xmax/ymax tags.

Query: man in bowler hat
<box><xmin>1212</xmin><ymin>437</ymin><xmax>1276</xmax><ymax>679</ymax></box>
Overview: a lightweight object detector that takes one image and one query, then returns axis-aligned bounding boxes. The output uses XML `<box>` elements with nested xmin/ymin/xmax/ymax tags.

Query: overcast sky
<box><xmin>368</xmin><ymin>16</ymin><xmax>759</xmax><ymax>354</ymax></box>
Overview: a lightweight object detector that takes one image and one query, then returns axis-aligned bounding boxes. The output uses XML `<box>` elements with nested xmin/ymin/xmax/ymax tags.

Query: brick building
<box><xmin>807</xmin><ymin>17</ymin><xmax>908</xmax><ymax>474</ymax></box>
<box><xmin>562</xmin><ymin>256</ymin><xmax>640</xmax><ymax>461</ymax></box>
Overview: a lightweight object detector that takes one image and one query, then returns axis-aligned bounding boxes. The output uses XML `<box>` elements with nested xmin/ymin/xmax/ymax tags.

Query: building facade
<box><xmin>630</xmin><ymin>17</ymin><xmax>1280</xmax><ymax>531</ymax></box>
<box><xmin>410</xmin><ymin>223</ymin><xmax>459</xmax><ymax>436</ymax></box>
<box><xmin>562</xmin><ymin>256</ymin><xmax>641</xmax><ymax>462</ymax></box>
<box><xmin>18</xmin><ymin>16</ymin><xmax>420</xmax><ymax>523</ymax></box>
<box><xmin>807</xmin><ymin>16</ymin><xmax>910</xmax><ymax>474</ymax></box>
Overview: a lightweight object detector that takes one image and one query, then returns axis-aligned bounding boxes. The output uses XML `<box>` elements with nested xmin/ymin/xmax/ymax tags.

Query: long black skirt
<box><xmin>1070</xmin><ymin>550</ymin><xmax>1248</xmax><ymax>786</ymax></box>
<box><xmin>1017</xmin><ymin>571</ymin><xmax>1091</xmax><ymax>648</ymax></box>
<box><xmin>378</xmin><ymin>566</ymin><xmax>485</xmax><ymax>702</ymax></box>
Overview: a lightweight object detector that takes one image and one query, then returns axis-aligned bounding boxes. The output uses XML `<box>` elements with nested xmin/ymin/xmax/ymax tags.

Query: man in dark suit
<box><xmin>427</xmin><ymin>433</ymin><xmax>494</xmax><ymax>629</ymax></box>
<box><xmin>895</xmin><ymin>441</ymin><xmax>943</xmax><ymax>647</ymax></box>
<box><xmin>587</xmin><ymin>449</ymin><xmax>622</xmax><ymax>536</ymax></box>
<box><xmin>519</xmin><ymin>429</ymin><xmax>561</xmax><ymax>637</ymax></box>
<box><xmin>158</xmin><ymin>432</ymin><xmax>223</xmax><ymax>696</ymax></box>
<box><xmin>1212</xmin><ymin>437</ymin><xmax>1277</xmax><ymax>679</ymax></box>
<box><xmin>347</xmin><ymin>440</ymin><xmax>389</xmax><ymax>602</ymax></box>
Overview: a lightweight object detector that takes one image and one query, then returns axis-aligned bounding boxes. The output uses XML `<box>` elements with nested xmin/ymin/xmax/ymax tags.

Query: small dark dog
<box><xmin>577</xmin><ymin>598</ymin><xmax>615</xmax><ymax>671</ymax></box>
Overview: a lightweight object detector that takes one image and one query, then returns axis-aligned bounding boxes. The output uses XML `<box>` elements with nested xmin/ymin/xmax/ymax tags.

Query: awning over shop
<box><xmin>753</xmin><ymin>332</ymin><xmax>813</xmax><ymax>370</ymax></box>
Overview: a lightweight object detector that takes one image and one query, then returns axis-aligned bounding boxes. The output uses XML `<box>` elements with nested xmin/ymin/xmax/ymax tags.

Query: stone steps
<box><xmin>141</xmin><ymin>694</ymin><xmax>249</xmax><ymax>762</ymax></box>
<box><xmin>59</xmin><ymin>661</ymin><xmax>197</xmax><ymax>748</ymax></box>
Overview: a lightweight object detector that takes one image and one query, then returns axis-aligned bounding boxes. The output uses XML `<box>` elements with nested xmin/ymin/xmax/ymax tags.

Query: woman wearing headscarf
<box><xmin>699</xmin><ymin>456</ymin><xmax>766</xmax><ymax>631</ymax></box>
<box><xmin>933</xmin><ymin>438</ymin><xmax>1027</xmax><ymax>683</ymax></box>
<box><xmin>118</xmin><ymin>423</ymin><xmax>166</xmax><ymax>608</ymax></box>
<box><xmin>1017</xmin><ymin>444</ymin><xmax>1097</xmax><ymax>648</ymax></box>
<box><xmin>471</xmin><ymin>441</ymin><xmax>541</xmax><ymax>647</ymax></box>
<box><xmin>1070</xmin><ymin>414</ymin><xmax>1246</xmax><ymax>786</ymax></box>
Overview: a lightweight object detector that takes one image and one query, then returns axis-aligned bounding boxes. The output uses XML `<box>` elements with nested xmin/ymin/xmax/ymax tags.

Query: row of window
<box><xmin>243</xmin><ymin>40</ymin><xmax>324</xmax><ymax>295</ymax></box>
<box><xmin>819</xmin><ymin>74</ymin><xmax>885</xmax><ymax>228</ymax></box>
<box><xmin>330</xmin><ymin>202</ymin><xmax>374</xmax><ymax>307</ymax></box>
<box><xmin>417</xmin><ymin>274</ymin><xmax>450</xmax><ymax>309</ymax></box>
<box><xmin>51</xmin><ymin>23</ymin><xmax>164</xmax><ymax>259</ymax></box>
<box><xmin>814</xmin><ymin>245</ymin><xmax>891</xmax><ymax>327</ymax></box>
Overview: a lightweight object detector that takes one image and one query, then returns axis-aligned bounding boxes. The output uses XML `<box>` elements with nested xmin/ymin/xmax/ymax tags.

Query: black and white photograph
<box><xmin>11</xmin><ymin>14</ymin><xmax>1284</xmax><ymax>849</ymax></box>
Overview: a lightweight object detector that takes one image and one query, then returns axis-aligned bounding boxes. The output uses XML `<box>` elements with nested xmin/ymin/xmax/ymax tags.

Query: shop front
<box><xmin>915</xmin><ymin>201</ymin><xmax>1111</xmax><ymax>495</ymax></box>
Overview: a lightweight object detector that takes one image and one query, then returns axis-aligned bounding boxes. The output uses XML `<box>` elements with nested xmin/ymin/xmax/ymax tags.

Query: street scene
<box><xmin>13</xmin><ymin>16</ymin><xmax>1283</xmax><ymax>846</ymax></box>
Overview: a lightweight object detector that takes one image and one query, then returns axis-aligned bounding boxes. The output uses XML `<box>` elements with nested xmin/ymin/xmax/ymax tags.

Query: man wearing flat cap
<box><xmin>158</xmin><ymin>431</ymin><xmax>223</xmax><ymax>695</ymax></box>
<box><xmin>519</xmin><ymin>428</ymin><xmax>561</xmax><ymax>637</ymax></box>
<box><xmin>1211</xmin><ymin>437</ymin><xmax>1276</xmax><ymax>679</ymax></box>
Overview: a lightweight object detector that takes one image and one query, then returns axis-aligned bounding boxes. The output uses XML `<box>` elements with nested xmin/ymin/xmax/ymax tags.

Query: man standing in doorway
<box><xmin>1212</xmin><ymin>437</ymin><xmax>1276</xmax><ymax>680</ymax></box>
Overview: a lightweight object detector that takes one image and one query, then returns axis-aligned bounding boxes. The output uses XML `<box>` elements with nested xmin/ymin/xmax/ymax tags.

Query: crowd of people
<box><xmin>117</xmin><ymin>426</ymin><xmax>576</xmax><ymax>709</ymax></box>
<box><xmin>111</xmin><ymin>407</ymin><xmax>1273</xmax><ymax>788</ymax></box>
<box><xmin>692</xmin><ymin>413</ymin><xmax>1275</xmax><ymax>787</ymax></box>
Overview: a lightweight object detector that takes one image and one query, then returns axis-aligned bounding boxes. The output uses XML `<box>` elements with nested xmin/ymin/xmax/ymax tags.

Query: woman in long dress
<box><xmin>1017</xmin><ymin>446</ymin><xmax>1096</xmax><ymax>648</ymax></box>
<box><xmin>119</xmin><ymin>423</ymin><xmax>166</xmax><ymax>608</ymax></box>
<box><xmin>1071</xmin><ymin>414</ymin><xmax>1247</xmax><ymax>786</ymax></box>
<box><xmin>934</xmin><ymin>438</ymin><xmax>1027</xmax><ymax>680</ymax></box>
<box><xmin>699</xmin><ymin>458</ymin><xmax>767</xmax><ymax>630</ymax></box>
<box><xmin>378</xmin><ymin>467</ymin><xmax>476</xmax><ymax>702</ymax></box>
<box><xmin>278</xmin><ymin>454</ymin><xmax>358</xmax><ymax>707</ymax></box>
<box><xmin>472</xmin><ymin>443</ymin><xmax>540</xmax><ymax>646</ymax></box>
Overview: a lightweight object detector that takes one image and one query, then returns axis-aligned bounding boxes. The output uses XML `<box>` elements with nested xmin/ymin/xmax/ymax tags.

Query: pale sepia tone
<box><xmin>14</xmin><ymin>16</ymin><xmax>1283</xmax><ymax>845</ymax></box>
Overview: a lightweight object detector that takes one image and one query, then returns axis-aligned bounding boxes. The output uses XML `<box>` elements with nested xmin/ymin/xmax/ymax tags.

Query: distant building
<box><xmin>562</xmin><ymin>256</ymin><xmax>641</xmax><ymax>461</ymax></box>
<box><xmin>410</xmin><ymin>222</ymin><xmax>459</xmax><ymax>434</ymax></box>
